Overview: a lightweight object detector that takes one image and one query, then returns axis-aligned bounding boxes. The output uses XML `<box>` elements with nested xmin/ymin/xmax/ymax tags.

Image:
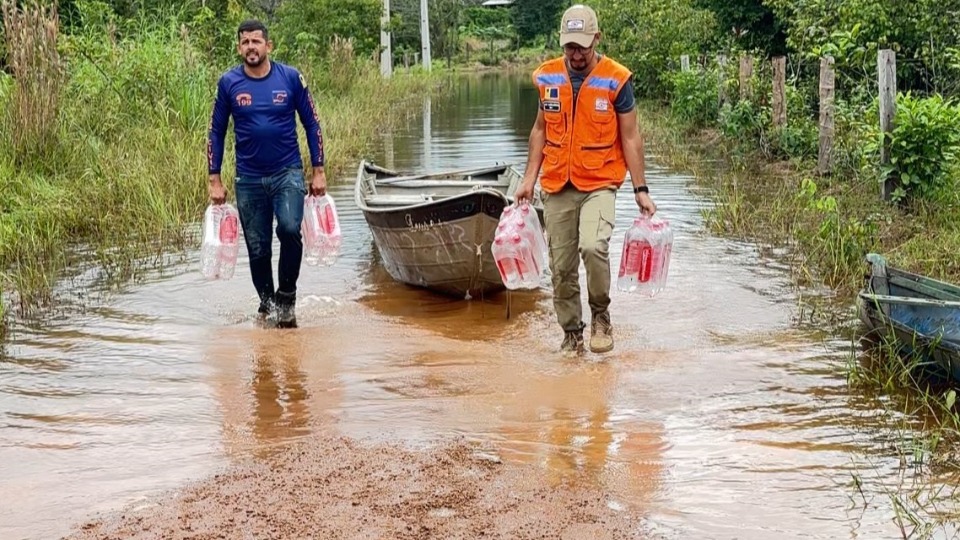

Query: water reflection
<box><xmin>354</xmin><ymin>232</ymin><xmax>548</xmax><ymax>341</ymax></box>
<box><xmin>209</xmin><ymin>326</ymin><xmax>344</xmax><ymax>458</ymax></box>
<box><xmin>495</xmin><ymin>361</ymin><xmax>666</xmax><ymax>506</ymax></box>
<box><xmin>250</xmin><ymin>335</ymin><xmax>311</xmax><ymax>450</ymax></box>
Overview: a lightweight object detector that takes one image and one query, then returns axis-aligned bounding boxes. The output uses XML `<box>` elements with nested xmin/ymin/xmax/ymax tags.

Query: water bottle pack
<box><xmin>302</xmin><ymin>194</ymin><xmax>342</xmax><ymax>266</ymax></box>
<box><xmin>200</xmin><ymin>203</ymin><xmax>241</xmax><ymax>280</ymax></box>
<box><xmin>491</xmin><ymin>202</ymin><xmax>549</xmax><ymax>290</ymax></box>
<box><xmin>617</xmin><ymin>214</ymin><xmax>674</xmax><ymax>296</ymax></box>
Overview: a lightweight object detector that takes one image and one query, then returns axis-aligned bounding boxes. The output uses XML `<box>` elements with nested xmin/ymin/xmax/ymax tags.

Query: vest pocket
<box><xmin>543</xmin><ymin>141</ymin><xmax>562</xmax><ymax>165</ymax></box>
<box><xmin>590</xmin><ymin>111</ymin><xmax>616</xmax><ymax>144</ymax></box>
<box><xmin>580</xmin><ymin>143</ymin><xmax>614</xmax><ymax>170</ymax></box>
<box><xmin>591</xmin><ymin>111</ymin><xmax>615</xmax><ymax>123</ymax></box>
<box><xmin>544</xmin><ymin>112</ymin><xmax>565</xmax><ymax>143</ymax></box>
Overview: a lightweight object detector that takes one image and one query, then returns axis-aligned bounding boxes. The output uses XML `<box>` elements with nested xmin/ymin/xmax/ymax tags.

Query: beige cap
<box><xmin>559</xmin><ymin>4</ymin><xmax>599</xmax><ymax>48</ymax></box>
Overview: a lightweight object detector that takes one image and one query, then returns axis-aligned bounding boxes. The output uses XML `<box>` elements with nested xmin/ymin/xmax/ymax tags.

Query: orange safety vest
<box><xmin>532</xmin><ymin>55</ymin><xmax>633</xmax><ymax>194</ymax></box>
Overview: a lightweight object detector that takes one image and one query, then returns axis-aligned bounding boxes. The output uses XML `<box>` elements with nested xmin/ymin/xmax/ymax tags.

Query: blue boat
<box><xmin>858</xmin><ymin>253</ymin><xmax>960</xmax><ymax>382</ymax></box>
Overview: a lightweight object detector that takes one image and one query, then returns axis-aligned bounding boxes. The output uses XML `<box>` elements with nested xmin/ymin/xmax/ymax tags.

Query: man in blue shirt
<box><xmin>207</xmin><ymin>19</ymin><xmax>326</xmax><ymax>328</ymax></box>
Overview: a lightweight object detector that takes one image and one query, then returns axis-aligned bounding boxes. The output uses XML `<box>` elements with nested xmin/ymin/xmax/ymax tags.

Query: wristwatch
<box><xmin>633</xmin><ymin>185</ymin><xmax>649</xmax><ymax>194</ymax></box>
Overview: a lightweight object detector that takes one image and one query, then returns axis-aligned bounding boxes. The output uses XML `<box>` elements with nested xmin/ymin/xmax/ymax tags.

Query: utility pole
<box><xmin>380</xmin><ymin>0</ymin><xmax>392</xmax><ymax>77</ymax></box>
<box><xmin>419</xmin><ymin>0</ymin><xmax>431</xmax><ymax>71</ymax></box>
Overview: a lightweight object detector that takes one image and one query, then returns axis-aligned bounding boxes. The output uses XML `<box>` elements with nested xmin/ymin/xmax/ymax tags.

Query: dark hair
<box><xmin>237</xmin><ymin>19</ymin><xmax>268</xmax><ymax>41</ymax></box>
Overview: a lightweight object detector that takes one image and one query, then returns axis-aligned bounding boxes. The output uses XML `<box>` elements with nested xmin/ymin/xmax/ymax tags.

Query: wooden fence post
<box><xmin>681</xmin><ymin>55</ymin><xmax>690</xmax><ymax>72</ymax></box>
<box><xmin>717</xmin><ymin>54</ymin><xmax>728</xmax><ymax>109</ymax></box>
<box><xmin>817</xmin><ymin>56</ymin><xmax>836</xmax><ymax>176</ymax></box>
<box><xmin>772</xmin><ymin>56</ymin><xmax>787</xmax><ymax>128</ymax></box>
<box><xmin>878</xmin><ymin>49</ymin><xmax>897</xmax><ymax>200</ymax></box>
<box><xmin>739</xmin><ymin>55</ymin><xmax>753</xmax><ymax>101</ymax></box>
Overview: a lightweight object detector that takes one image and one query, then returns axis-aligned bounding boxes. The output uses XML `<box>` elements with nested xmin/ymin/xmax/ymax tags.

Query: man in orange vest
<box><xmin>515</xmin><ymin>4</ymin><xmax>657</xmax><ymax>357</ymax></box>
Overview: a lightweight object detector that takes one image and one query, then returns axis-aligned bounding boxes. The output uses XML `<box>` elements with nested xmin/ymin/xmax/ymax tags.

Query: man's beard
<box><xmin>244</xmin><ymin>53</ymin><xmax>264</xmax><ymax>67</ymax></box>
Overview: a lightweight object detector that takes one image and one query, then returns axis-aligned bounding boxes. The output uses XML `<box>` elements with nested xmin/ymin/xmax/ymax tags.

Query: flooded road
<box><xmin>2</xmin><ymin>73</ymin><xmax>958</xmax><ymax>539</ymax></box>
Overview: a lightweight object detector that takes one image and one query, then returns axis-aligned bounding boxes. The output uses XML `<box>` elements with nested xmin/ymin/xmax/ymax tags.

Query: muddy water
<box><xmin>2</xmin><ymin>73</ymin><xmax>958</xmax><ymax>539</ymax></box>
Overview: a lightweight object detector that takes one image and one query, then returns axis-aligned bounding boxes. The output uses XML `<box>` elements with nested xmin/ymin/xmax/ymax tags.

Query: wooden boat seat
<box><xmin>365</xmin><ymin>193</ymin><xmax>436</xmax><ymax>206</ymax></box>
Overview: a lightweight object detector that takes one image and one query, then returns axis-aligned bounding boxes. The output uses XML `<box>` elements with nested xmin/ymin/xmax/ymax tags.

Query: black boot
<box><xmin>275</xmin><ymin>290</ymin><xmax>297</xmax><ymax>329</ymax></box>
<box><xmin>257</xmin><ymin>294</ymin><xmax>275</xmax><ymax>319</ymax></box>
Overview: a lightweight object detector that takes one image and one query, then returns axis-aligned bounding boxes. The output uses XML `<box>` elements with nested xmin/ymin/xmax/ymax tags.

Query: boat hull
<box><xmin>858</xmin><ymin>253</ymin><xmax>960</xmax><ymax>382</ymax></box>
<box><xmin>355</xmin><ymin>160</ymin><xmax>544</xmax><ymax>299</ymax></box>
<box><xmin>363</xmin><ymin>190</ymin><xmax>510</xmax><ymax>298</ymax></box>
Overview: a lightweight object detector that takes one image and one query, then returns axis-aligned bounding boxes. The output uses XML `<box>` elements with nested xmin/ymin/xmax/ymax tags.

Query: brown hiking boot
<box><xmin>590</xmin><ymin>312</ymin><xmax>614</xmax><ymax>353</ymax></box>
<box><xmin>560</xmin><ymin>328</ymin><xmax>585</xmax><ymax>357</ymax></box>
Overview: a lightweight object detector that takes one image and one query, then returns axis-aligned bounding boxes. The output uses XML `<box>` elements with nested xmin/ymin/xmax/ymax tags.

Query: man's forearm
<box><xmin>622</xmin><ymin>132</ymin><xmax>646</xmax><ymax>187</ymax></box>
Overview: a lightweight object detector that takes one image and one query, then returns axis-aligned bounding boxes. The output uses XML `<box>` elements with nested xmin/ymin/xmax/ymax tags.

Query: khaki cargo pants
<box><xmin>542</xmin><ymin>184</ymin><xmax>617</xmax><ymax>332</ymax></box>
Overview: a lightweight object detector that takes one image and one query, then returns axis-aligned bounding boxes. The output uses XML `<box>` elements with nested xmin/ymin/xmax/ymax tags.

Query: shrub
<box><xmin>870</xmin><ymin>93</ymin><xmax>960</xmax><ymax>202</ymax></box>
<box><xmin>667</xmin><ymin>69</ymin><xmax>718</xmax><ymax>128</ymax></box>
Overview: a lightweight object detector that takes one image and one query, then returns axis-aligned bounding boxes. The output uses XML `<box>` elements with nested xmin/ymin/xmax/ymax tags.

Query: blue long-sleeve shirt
<box><xmin>207</xmin><ymin>61</ymin><xmax>324</xmax><ymax>177</ymax></box>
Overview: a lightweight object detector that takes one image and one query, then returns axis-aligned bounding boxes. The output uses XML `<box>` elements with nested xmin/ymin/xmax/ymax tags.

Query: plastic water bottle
<box><xmin>512</xmin><ymin>220</ymin><xmax>547</xmax><ymax>277</ymax></box>
<box><xmin>517</xmin><ymin>201</ymin><xmax>548</xmax><ymax>265</ymax></box>
<box><xmin>303</xmin><ymin>194</ymin><xmax>342</xmax><ymax>266</ymax></box>
<box><xmin>617</xmin><ymin>215</ymin><xmax>673</xmax><ymax>296</ymax></box>
<box><xmin>491</xmin><ymin>201</ymin><xmax>548</xmax><ymax>289</ymax></box>
<box><xmin>491</xmin><ymin>229</ymin><xmax>541</xmax><ymax>290</ymax></box>
<box><xmin>200</xmin><ymin>203</ymin><xmax>241</xmax><ymax>280</ymax></box>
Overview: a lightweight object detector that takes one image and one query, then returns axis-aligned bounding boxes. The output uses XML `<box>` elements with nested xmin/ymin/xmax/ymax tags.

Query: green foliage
<box><xmin>719</xmin><ymin>99</ymin><xmax>768</xmax><ymax>145</ymax></box>
<box><xmin>770</xmin><ymin>118</ymin><xmax>818</xmax><ymax>160</ymax></box>
<box><xmin>831</xmin><ymin>97</ymin><xmax>875</xmax><ymax>176</ymax></box>
<box><xmin>765</xmin><ymin>0</ymin><xmax>960</xmax><ymax>93</ymax></box>
<box><xmin>510</xmin><ymin>0</ymin><xmax>565</xmax><ymax>47</ymax></box>
<box><xmin>591</xmin><ymin>0</ymin><xmax>716</xmax><ymax>97</ymax></box>
<box><xmin>58</xmin><ymin>0</ymin><xmax>226</xmax><ymax>27</ymax></box>
<box><xmin>795</xmin><ymin>177</ymin><xmax>877</xmax><ymax>280</ymax></box>
<box><xmin>312</xmin><ymin>36</ymin><xmax>363</xmax><ymax>96</ymax></box>
<box><xmin>876</xmin><ymin>94</ymin><xmax>960</xmax><ymax>202</ymax></box>
<box><xmin>692</xmin><ymin>0</ymin><xmax>787</xmax><ymax>56</ymax></box>
<box><xmin>390</xmin><ymin>0</ymin><xmax>469</xmax><ymax>66</ymax></box>
<box><xmin>2</xmin><ymin>0</ymin><xmax>64</xmax><ymax>172</ymax></box>
<box><xmin>0</xmin><ymin>71</ymin><xmax>10</xmax><ymax>102</ymax></box>
<box><xmin>769</xmin><ymin>86</ymin><xmax>818</xmax><ymax>160</ymax></box>
<box><xmin>667</xmin><ymin>69</ymin><xmax>718</xmax><ymax>128</ymax></box>
<box><xmin>0</xmin><ymin>0</ymin><xmax>446</xmax><ymax>315</ymax></box>
<box><xmin>461</xmin><ymin>5</ymin><xmax>509</xmax><ymax>34</ymax></box>
<box><xmin>59</xmin><ymin>14</ymin><xmax>215</xmax><ymax>139</ymax></box>
<box><xmin>275</xmin><ymin>0</ymin><xmax>381</xmax><ymax>60</ymax></box>
<box><xmin>429</xmin><ymin>0</ymin><xmax>466</xmax><ymax>63</ymax></box>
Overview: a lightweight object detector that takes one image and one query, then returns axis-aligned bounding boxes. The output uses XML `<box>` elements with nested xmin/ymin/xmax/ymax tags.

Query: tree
<box><xmin>275</xmin><ymin>0</ymin><xmax>382</xmax><ymax>59</ymax></box>
<box><xmin>693</xmin><ymin>0</ymin><xmax>787</xmax><ymax>56</ymax></box>
<box><xmin>764</xmin><ymin>0</ymin><xmax>960</xmax><ymax>92</ymax></box>
<box><xmin>591</xmin><ymin>0</ymin><xmax>716</xmax><ymax>97</ymax></box>
<box><xmin>429</xmin><ymin>0</ymin><xmax>466</xmax><ymax>65</ymax></box>
<box><xmin>511</xmin><ymin>0</ymin><xmax>565</xmax><ymax>47</ymax></box>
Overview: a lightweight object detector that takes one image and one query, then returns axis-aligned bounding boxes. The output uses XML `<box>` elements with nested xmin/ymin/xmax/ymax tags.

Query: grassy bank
<box><xmin>637</xmin><ymin>101</ymin><xmax>960</xmax><ymax>530</ymax></box>
<box><xmin>0</xmin><ymin>10</ymin><xmax>447</xmax><ymax>338</ymax></box>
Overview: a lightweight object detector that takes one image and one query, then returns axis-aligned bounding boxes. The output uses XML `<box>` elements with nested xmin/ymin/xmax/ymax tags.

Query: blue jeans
<box><xmin>235</xmin><ymin>167</ymin><xmax>306</xmax><ymax>308</ymax></box>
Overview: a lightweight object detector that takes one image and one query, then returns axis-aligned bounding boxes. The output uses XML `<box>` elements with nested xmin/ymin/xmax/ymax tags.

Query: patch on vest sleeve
<box><xmin>543</xmin><ymin>100</ymin><xmax>561</xmax><ymax>112</ymax></box>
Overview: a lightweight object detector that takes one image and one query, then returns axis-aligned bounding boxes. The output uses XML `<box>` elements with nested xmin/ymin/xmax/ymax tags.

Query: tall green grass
<box><xmin>0</xmin><ymin>5</ymin><xmax>446</xmax><ymax>334</ymax></box>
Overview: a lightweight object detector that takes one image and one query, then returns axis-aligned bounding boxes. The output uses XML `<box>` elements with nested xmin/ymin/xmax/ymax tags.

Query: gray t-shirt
<box><xmin>542</xmin><ymin>55</ymin><xmax>636</xmax><ymax>114</ymax></box>
<box><xmin>568</xmin><ymin>69</ymin><xmax>636</xmax><ymax>114</ymax></box>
